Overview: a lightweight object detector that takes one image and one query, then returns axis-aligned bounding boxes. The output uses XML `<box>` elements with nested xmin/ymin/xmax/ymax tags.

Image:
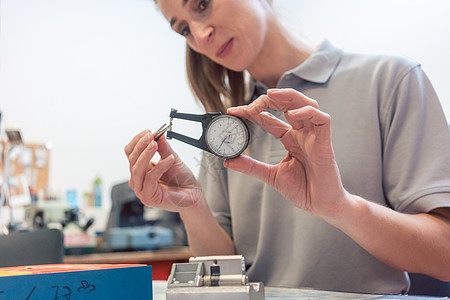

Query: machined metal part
<box><xmin>153</xmin><ymin>123</ymin><xmax>169</xmax><ymax>141</ymax></box>
<box><xmin>203</xmin><ymin>274</ymin><xmax>246</xmax><ymax>286</ymax></box>
<box><xmin>153</xmin><ymin>118</ymin><xmax>173</xmax><ymax>142</ymax></box>
<box><xmin>167</xmin><ymin>255</ymin><xmax>264</xmax><ymax>300</ymax></box>
<box><xmin>190</xmin><ymin>255</ymin><xmax>248</xmax><ymax>286</ymax></box>
<box><xmin>167</xmin><ymin>261</ymin><xmax>204</xmax><ymax>287</ymax></box>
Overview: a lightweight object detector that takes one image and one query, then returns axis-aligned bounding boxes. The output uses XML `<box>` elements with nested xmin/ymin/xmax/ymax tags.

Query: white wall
<box><xmin>1</xmin><ymin>0</ymin><xmax>449</xmax><ymax>229</ymax></box>
<box><xmin>0</xmin><ymin>0</ymin><xmax>203</xmax><ymax>220</ymax></box>
<box><xmin>276</xmin><ymin>0</ymin><xmax>450</xmax><ymax>119</ymax></box>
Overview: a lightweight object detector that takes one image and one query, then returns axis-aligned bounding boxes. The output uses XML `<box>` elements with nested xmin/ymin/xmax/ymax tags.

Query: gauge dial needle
<box><xmin>218</xmin><ymin>137</ymin><xmax>227</xmax><ymax>150</ymax></box>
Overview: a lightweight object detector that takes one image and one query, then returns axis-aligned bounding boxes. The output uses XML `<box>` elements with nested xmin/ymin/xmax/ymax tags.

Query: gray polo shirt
<box><xmin>198</xmin><ymin>40</ymin><xmax>450</xmax><ymax>294</ymax></box>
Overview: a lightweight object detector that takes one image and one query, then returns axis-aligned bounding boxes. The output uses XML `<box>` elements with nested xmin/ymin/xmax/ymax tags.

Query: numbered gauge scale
<box><xmin>204</xmin><ymin>114</ymin><xmax>249</xmax><ymax>158</ymax></box>
<box><xmin>155</xmin><ymin>109</ymin><xmax>250</xmax><ymax>159</ymax></box>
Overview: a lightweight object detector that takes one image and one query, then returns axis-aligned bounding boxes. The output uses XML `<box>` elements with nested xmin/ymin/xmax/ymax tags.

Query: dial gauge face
<box><xmin>205</xmin><ymin>114</ymin><xmax>250</xmax><ymax>159</ymax></box>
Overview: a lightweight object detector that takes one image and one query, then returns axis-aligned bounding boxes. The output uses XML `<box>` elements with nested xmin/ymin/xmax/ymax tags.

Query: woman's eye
<box><xmin>198</xmin><ymin>0</ymin><xmax>210</xmax><ymax>12</ymax></box>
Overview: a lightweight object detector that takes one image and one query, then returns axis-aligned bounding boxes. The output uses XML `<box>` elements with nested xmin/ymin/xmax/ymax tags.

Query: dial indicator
<box><xmin>165</xmin><ymin>109</ymin><xmax>250</xmax><ymax>159</ymax></box>
<box><xmin>205</xmin><ymin>115</ymin><xmax>249</xmax><ymax>159</ymax></box>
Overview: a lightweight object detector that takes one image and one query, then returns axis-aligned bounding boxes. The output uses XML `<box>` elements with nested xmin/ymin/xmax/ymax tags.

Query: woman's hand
<box><xmin>124</xmin><ymin>130</ymin><xmax>204</xmax><ymax>212</ymax></box>
<box><xmin>126</xmin><ymin>130</ymin><xmax>236</xmax><ymax>256</ymax></box>
<box><xmin>226</xmin><ymin>88</ymin><xmax>450</xmax><ymax>279</ymax></box>
<box><xmin>226</xmin><ymin>88</ymin><xmax>349</xmax><ymax>219</ymax></box>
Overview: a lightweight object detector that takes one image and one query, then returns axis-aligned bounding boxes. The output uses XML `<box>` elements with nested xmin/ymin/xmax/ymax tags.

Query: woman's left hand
<box><xmin>227</xmin><ymin>88</ymin><xmax>450</xmax><ymax>280</ymax></box>
<box><xmin>226</xmin><ymin>88</ymin><xmax>349</xmax><ymax>219</ymax></box>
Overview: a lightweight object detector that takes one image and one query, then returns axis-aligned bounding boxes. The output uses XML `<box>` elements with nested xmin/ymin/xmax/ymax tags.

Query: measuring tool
<box><xmin>154</xmin><ymin>109</ymin><xmax>250</xmax><ymax>159</ymax></box>
<box><xmin>167</xmin><ymin>255</ymin><xmax>265</xmax><ymax>300</ymax></box>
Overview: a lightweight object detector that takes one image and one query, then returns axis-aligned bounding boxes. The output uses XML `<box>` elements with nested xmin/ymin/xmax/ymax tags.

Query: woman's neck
<box><xmin>247</xmin><ymin>17</ymin><xmax>315</xmax><ymax>88</ymax></box>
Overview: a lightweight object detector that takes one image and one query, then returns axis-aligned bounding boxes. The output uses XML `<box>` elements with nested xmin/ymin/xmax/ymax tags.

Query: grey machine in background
<box><xmin>100</xmin><ymin>181</ymin><xmax>187</xmax><ymax>252</ymax></box>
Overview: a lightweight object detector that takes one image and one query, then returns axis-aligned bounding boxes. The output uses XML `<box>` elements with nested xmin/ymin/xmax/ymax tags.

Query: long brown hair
<box><xmin>186</xmin><ymin>45</ymin><xmax>247</xmax><ymax>113</ymax></box>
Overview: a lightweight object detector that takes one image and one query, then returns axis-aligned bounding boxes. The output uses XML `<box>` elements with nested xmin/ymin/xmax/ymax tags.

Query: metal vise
<box><xmin>166</xmin><ymin>255</ymin><xmax>264</xmax><ymax>300</ymax></box>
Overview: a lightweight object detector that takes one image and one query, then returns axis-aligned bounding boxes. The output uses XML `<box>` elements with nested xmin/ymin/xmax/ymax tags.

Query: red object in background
<box><xmin>149</xmin><ymin>260</ymin><xmax>176</xmax><ymax>280</ymax></box>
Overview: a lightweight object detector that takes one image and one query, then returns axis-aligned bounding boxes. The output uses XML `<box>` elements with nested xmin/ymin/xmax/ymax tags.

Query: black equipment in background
<box><xmin>100</xmin><ymin>181</ymin><xmax>187</xmax><ymax>252</ymax></box>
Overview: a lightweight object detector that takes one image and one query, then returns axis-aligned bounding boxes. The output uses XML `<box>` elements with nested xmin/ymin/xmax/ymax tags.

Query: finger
<box><xmin>127</xmin><ymin>131</ymin><xmax>154</xmax><ymax>169</ymax></box>
<box><xmin>128</xmin><ymin>178</ymin><xmax>135</xmax><ymax>191</ymax></box>
<box><xmin>124</xmin><ymin>129</ymin><xmax>150</xmax><ymax>156</ymax></box>
<box><xmin>267</xmin><ymin>88</ymin><xmax>319</xmax><ymax>109</ymax></box>
<box><xmin>228</xmin><ymin>105</ymin><xmax>291</xmax><ymax>139</ymax></box>
<box><xmin>256</xmin><ymin>112</ymin><xmax>291</xmax><ymax>138</ymax></box>
<box><xmin>224</xmin><ymin>155</ymin><xmax>276</xmax><ymax>187</ymax></box>
<box><xmin>252</xmin><ymin>111</ymin><xmax>292</xmax><ymax>139</ymax></box>
<box><xmin>142</xmin><ymin>154</ymin><xmax>175</xmax><ymax>200</ymax></box>
<box><xmin>248</xmin><ymin>88</ymin><xmax>318</xmax><ymax>115</ymax></box>
<box><xmin>283</xmin><ymin>110</ymin><xmax>305</xmax><ymax>131</ymax></box>
<box><xmin>130</xmin><ymin>139</ymin><xmax>159</xmax><ymax>193</ymax></box>
<box><xmin>288</xmin><ymin>106</ymin><xmax>331</xmax><ymax>141</ymax></box>
<box><xmin>154</xmin><ymin>133</ymin><xmax>179</xmax><ymax>160</ymax></box>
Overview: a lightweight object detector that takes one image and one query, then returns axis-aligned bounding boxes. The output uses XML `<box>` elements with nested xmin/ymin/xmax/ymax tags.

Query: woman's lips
<box><xmin>216</xmin><ymin>38</ymin><xmax>234</xmax><ymax>59</ymax></box>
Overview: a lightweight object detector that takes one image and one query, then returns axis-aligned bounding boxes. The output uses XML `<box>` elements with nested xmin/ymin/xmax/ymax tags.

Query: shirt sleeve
<box><xmin>381</xmin><ymin>64</ymin><xmax>450</xmax><ymax>214</ymax></box>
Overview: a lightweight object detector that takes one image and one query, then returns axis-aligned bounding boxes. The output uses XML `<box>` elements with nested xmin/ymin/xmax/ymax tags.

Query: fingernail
<box><xmin>223</xmin><ymin>160</ymin><xmax>229</xmax><ymax>168</ymax></box>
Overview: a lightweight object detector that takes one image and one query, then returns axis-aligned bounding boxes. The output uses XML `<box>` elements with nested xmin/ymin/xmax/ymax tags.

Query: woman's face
<box><xmin>157</xmin><ymin>0</ymin><xmax>268</xmax><ymax>71</ymax></box>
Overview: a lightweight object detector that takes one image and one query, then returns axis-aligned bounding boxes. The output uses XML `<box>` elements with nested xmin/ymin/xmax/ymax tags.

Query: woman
<box><xmin>125</xmin><ymin>0</ymin><xmax>450</xmax><ymax>294</ymax></box>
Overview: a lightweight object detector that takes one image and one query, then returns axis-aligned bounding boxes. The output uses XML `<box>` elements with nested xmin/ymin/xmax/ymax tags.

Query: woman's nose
<box><xmin>190</xmin><ymin>21</ymin><xmax>213</xmax><ymax>46</ymax></box>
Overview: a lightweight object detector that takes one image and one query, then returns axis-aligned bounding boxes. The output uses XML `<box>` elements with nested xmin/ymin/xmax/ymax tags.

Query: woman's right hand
<box><xmin>124</xmin><ymin>130</ymin><xmax>204</xmax><ymax>212</ymax></box>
